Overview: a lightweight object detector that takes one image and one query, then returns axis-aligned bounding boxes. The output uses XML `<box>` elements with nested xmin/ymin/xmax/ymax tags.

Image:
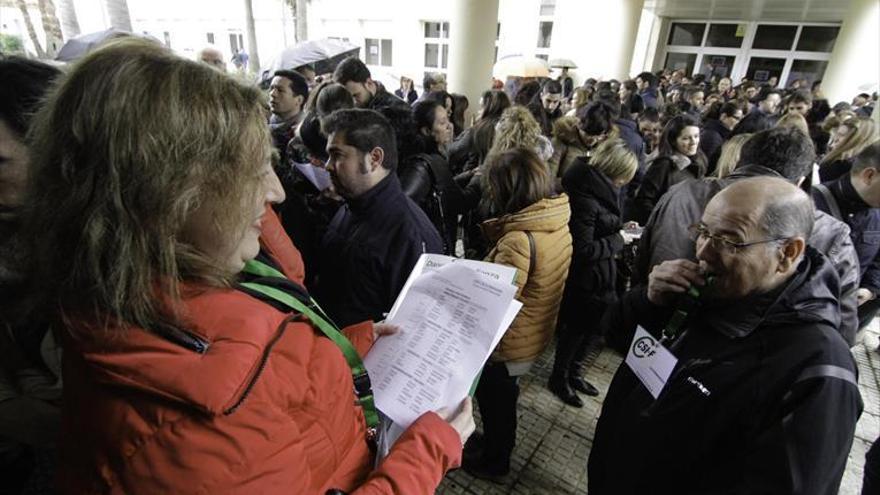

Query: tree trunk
<box><xmin>14</xmin><ymin>0</ymin><xmax>46</xmax><ymax>58</ymax></box>
<box><xmin>37</xmin><ymin>0</ymin><xmax>64</xmax><ymax>55</ymax></box>
<box><xmin>58</xmin><ymin>0</ymin><xmax>81</xmax><ymax>39</ymax></box>
<box><xmin>243</xmin><ymin>0</ymin><xmax>260</xmax><ymax>74</ymax></box>
<box><xmin>105</xmin><ymin>0</ymin><xmax>133</xmax><ymax>32</ymax></box>
<box><xmin>295</xmin><ymin>0</ymin><xmax>307</xmax><ymax>42</ymax></box>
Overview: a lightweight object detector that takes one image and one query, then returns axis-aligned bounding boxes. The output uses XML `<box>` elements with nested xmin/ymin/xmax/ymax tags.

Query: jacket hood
<box><xmin>482</xmin><ymin>194</ymin><xmax>571</xmax><ymax>242</ymax></box>
<box><xmin>700</xmin><ymin>247</ymin><xmax>840</xmax><ymax>339</ymax></box>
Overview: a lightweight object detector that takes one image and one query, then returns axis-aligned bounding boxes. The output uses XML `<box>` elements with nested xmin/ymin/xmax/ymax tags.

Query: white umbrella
<box><xmin>269</xmin><ymin>38</ymin><xmax>360</xmax><ymax>75</ymax></box>
<box><xmin>493</xmin><ymin>55</ymin><xmax>550</xmax><ymax>78</ymax></box>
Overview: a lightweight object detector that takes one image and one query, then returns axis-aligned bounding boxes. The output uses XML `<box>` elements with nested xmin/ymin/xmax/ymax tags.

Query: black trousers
<box><xmin>864</xmin><ymin>436</ymin><xmax>880</xmax><ymax>494</ymax></box>
<box><xmin>474</xmin><ymin>361</ymin><xmax>519</xmax><ymax>470</ymax></box>
<box><xmin>553</xmin><ymin>299</ymin><xmax>607</xmax><ymax>377</ymax></box>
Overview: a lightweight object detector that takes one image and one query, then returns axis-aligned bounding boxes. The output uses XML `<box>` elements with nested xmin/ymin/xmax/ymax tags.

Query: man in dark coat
<box><xmin>589</xmin><ymin>177</ymin><xmax>862</xmax><ymax>495</ymax></box>
<box><xmin>813</xmin><ymin>142</ymin><xmax>880</xmax><ymax>329</ymax></box>
<box><xmin>635</xmin><ymin>127</ymin><xmax>861</xmax><ymax>345</ymax></box>
<box><xmin>635</xmin><ymin>72</ymin><xmax>661</xmax><ymax>110</ymax></box>
<box><xmin>333</xmin><ymin>57</ymin><xmax>411</xmax><ymax>113</ymax></box>
<box><xmin>700</xmin><ymin>101</ymin><xmax>743</xmax><ymax>171</ymax></box>
<box><xmin>315</xmin><ymin>109</ymin><xmax>442</xmax><ymax>327</ymax></box>
<box><xmin>527</xmin><ymin>80</ymin><xmax>563</xmax><ymax>137</ymax></box>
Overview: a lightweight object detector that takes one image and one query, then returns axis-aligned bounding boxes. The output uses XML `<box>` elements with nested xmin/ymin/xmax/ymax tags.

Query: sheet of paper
<box><xmin>293</xmin><ymin>162</ymin><xmax>332</xmax><ymax>191</ymax></box>
<box><xmin>387</xmin><ymin>253</ymin><xmax>518</xmax><ymax>320</ymax></box>
<box><xmin>364</xmin><ymin>262</ymin><xmax>520</xmax><ymax>428</ymax></box>
<box><xmin>625</xmin><ymin>326</ymin><xmax>678</xmax><ymax>398</ymax></box>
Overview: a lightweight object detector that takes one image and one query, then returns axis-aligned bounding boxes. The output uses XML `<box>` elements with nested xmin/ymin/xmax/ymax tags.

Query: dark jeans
<box><xmin>474</xmin><ymin>361</ymin><xmax>519</xmax><ymax>470</ymax></box>
<box><xmin>859</xmin><ymin>297</ymin><xmax>880</xmax><ymax>331</ymax></box>
<box><xmin>552</xmin><ymin>299</ymin><xmax>607</xmax><ymax>377</ymax></box>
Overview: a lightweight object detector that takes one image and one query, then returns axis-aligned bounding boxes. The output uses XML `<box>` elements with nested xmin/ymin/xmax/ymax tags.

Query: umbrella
<box><xmin>549</xmin><ymin>58</ymin><xmax>578</xmax><ymax>69</ymax></box>
<box><xmin>269</xmin><ymin>38</ymin><xmax>360</xmax><ymax>76</ymax></box>
<box><xmin>55</xmin><ymin>28</ymin><xmax>139</xmax><ymax>62</ymax></box>
<box><xmin>493</xmin><ymin>55</ymin><xmax>550</xmax><ymax>78</ymax></box>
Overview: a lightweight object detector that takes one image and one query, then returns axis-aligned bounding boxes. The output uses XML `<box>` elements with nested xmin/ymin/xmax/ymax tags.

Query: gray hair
<box><xmin>760</xmin><ymin>190</ymin><xmax>814</xmax><ymax>241</ymax></box>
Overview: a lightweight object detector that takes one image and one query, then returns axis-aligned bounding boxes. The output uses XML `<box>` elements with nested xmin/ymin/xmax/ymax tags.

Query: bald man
<box><xmin>589</xmin><ymin>177</ymin><xmax>862</xmax><ymax>495</ymax></box>
<box><xmin>196</xmin><ymin>46</ymin><xmax>225</xmax><ymax>72</ymax></box>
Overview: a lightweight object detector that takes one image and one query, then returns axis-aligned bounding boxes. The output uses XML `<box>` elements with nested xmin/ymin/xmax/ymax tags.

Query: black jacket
<box><xmin>819</xmin><ymin>158</ymin><xmax>854</xmax><ymax>183</ymax></box>
<box><xmin>314</xmin><ymin>173</ymin><xmax>442</xmax><ymax>327</ymax></box>
<box><xmin>398</xmin><ymin>153</ymin><xmax>466</xmax><ymax>255</ymax></box>
<box><xmin>700</xmin><ymin>118</ymin><xmax>731</xmax><ymax>172</ymax></box>
<box><xmin>614</xmin><ymin>118</ymin><xmax>646</xmax><ymax>218</ymax></box>
<box><xmin>561</xmin><ymin>159</ymin><xmax>625</xmax><ymax>308</ymax></box>
<box><xmin>590</xmin><ymin>248</ymin><xmax>862</xmax><ymax>495</ymax></box>
<box><xmin>630</xmin><ymin>154</ymin><xmax>705</xmax><ymax>225</ymax></box>
<box><xmin>527</xmin><ymin>99</ymin><xmax>561</xmax><ymax>137</ymax></box>
<box><xmin>634</xmin><ymin>164</ymin><xmax>862</xmax><ymax>345</ymax></box>
<box><xmin>813</xmin><ymin>175</ymin><xmax>880</xmax><ymax>294</ymax></box>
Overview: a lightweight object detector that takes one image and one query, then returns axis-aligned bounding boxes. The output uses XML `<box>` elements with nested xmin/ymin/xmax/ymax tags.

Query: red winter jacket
<box><xmin>58</xmin><ymin>209</ymin><xmax>462</xmax><ymax>494</ymax></box>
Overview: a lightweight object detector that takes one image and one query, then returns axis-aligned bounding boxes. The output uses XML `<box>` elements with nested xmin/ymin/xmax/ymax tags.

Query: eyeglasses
<box><xmin>688</xmin><ymin>224</ymin><xmax>789</xmax><ymax>254</ymax></box>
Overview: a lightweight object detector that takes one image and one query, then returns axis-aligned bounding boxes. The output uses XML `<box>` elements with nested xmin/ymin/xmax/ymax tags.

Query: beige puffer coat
<box><xmin>482</xmin><ymin>195</ymin><xmax>573</xmax><ymax>363</ymax></box>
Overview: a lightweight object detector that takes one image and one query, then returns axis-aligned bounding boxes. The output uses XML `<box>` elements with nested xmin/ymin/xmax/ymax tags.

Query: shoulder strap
<box><xmin>526</xmin><ymin>231</ymin><xmax>536</xmax><ymax>278</ymax></box>
<box><xmin>814</xmin><ymin>184</ymin><xmax>843</xmax><ymax>221</ymax></box>
<box><xmin>240</xmin><ymin>260</ymin><xmax>379</xmax><ymax>433</ymax></box>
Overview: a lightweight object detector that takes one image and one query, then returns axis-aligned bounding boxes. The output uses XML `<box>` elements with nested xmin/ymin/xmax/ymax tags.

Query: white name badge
<box><xmin>625</xmin><ymin>326</ymin><xmax>678</xmax><ymax>398</ymax></box>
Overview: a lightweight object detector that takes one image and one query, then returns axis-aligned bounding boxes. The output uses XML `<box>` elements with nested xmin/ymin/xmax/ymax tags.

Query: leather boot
<box><xmin>568</xmin><ymin>358</ymin><xmax>599</xmax><ymax>397</ymax></box>
<box><xmin>548</xmin><ymin>372</ymin><xmax>583</xmax><ymax>408</ymax></box>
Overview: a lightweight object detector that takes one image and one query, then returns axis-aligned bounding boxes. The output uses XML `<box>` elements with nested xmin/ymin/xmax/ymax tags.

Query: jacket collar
<box><xmin>670</xmin><ymin>153</ymin><xmax>692</xmax><ymax>171</ymax></box>
<box><xmin>345</xmin><ymin>171</ymin><xmax>402</xmax><ymax>216</ymax></box>
<box><xmin>830</xmin><ymin>175</ymin><xmax>871</xmax><ymax>215</ymax></box>
<box><xmin>481</xmin><ymin>195</ymin><xmax>571</xmax><ymax>243</ymax></box>
<box><xmin>698</xmin><ymin>247</ymin><xmax>840</xmax><ymax>339</ymax></box>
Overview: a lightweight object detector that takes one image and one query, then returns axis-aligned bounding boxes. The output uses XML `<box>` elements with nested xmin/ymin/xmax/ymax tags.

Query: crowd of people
<box><xmin>1</xmin><ymin>34</ymin><xmax>879</xmax><ymax>494</ymax></box>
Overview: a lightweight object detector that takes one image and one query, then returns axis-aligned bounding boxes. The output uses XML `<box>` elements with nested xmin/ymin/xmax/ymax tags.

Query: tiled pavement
<box><xmin>438</xmin><ymin>323</ymin><xmax>880</xmax><ymax>494</ymax></box>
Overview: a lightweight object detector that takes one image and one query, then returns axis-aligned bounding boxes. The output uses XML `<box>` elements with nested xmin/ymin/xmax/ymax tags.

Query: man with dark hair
<box><xmin>635</xmin><ymin>126</ymin><xmax>861</xmax><ymax>345</ymax></box>
<box><xmin>734</xmin><ymin>87</ymin><xmax>782</xmax><ymax>134</ymax></box>
<box><xmin>333</xmin><ymin>57</ymin><xmax>409</xmax><ymax>112</ymax></box>
<box><xmin>635</xmin><ymin>71</ymin><xmax>661</xmax><ymax>109</ymax></box>
<box><xmin>853</xmin><ymin>92</ymin><xmax>874</xmax><ymax>117</ymax></box>
<box><xmin>590</xmin><ymin>177</ymin><xmax>862</xmax><ymax>494</ymax></box>
<box><xmin>700</xmin><ymin>101</ymin><xmax>743</xmax><ymax>168</ymax></box>
<box><xmin>269</xmin><ymin>70</ymin><xmax>309</xmax><ymax>161</ymax></box>
<box><xmin>527</xmin><ymin>80</ymin><xmax>563</xmax><ymax>137</ymax></box>
<box><xmin>813</xmin><ymin>142</ymin><xmax>880</xmax><ymax>329</ymax></box>
<box><xmin>315</xmin><ymin>109</ymin><xmax>442</xmax><ymax>326</ymax></box>
<box><xmin>785</xmin><ymin>89</ymin><xmax>813</xmax><ymax>116</ymax></box>
<box><xmin>682</xmin><ymin>85</ymin><xmax>705</xmax><ymax>120</ymax></box>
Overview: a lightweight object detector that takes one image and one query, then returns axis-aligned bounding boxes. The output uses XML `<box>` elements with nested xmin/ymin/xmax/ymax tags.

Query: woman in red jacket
<box><xmin>22</xmin><ymin>38</ymin><xmax>472</xmax><ymax>494</ymax></box>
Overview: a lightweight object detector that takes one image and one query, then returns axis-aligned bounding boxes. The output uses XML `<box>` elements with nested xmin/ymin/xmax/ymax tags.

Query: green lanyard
<box><xmin>240</xmin><ymin>259</ymin><xmax>380</xmax><ymax>433</ymax></box>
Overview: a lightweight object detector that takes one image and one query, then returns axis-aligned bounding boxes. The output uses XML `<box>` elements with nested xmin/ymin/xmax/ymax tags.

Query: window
<box><xmin>365</xmin><ymin>38</ymin><xmax>392</xmax><ymax>66</ymax></box>
<box><xmin>206</xmin><ymin>32</ymin><xmax>215</xmax><ymax>44</ymax></box>
<box><xmin>229</xmin><ymin>33</ymin><xmax>244</xmax><ymax>53</ymax></box>
<box><xmin>536</xmin><ymin>54</ymin><xmax>549</xmax><ymax>61</ymax></box>
<box><xmin>698</xmin><ymin>54</ymin><xmax>736</xmax><ymax>78</ymax></box>
<box><xmin>797</xmin><ymin>26</ymin><xmax>839</xmax><ymax>52</ymax></box>
<box><xmin>786</xmin><ymin>59</ymin><xmax>829</xmax><ymax>87</ymax></box>
<box><xmin>664</xmin><ymin>52</ymin><xmax>697</xmax><ymax>74</ymax></box>
<box><xmin>746</xmin><ymin>57</ymin><xmax>786</xmax><ymax>83</ymax></box>
<box><xmin>537</xmin><ymin>21</ymin><xmax>553</xmax><ymax>48</ymax></box>
<box><xmin>539</xmin><ymin>0</ymin><xmax>556</xmax><ymax>16</ymax></box>
<box><xmin>752</xmin><ymin>24</ymin><xmax>797</xmax><ymax>50</ymax></box>
<box><xmin>705</xmin><ymin>23</ymin><xmax>743</xmax><ymax>48</ymax></box>
<box><xmin>423</xmin><ymin>21</ymin><xmax>450</xmax><ymax>71</ymax></box>
<box><xmin>667</xmin><ymin>22</ymin><xmax>705</xmax><ymax>46</ymax></box>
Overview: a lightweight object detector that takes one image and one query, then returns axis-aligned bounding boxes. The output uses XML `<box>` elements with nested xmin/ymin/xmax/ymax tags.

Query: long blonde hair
<box><xmin>590</xmin><ymin>138</ymin><xmax>638</xmax><ymax>183</ymax></box>
<box><xmin>715</xmin><ymin>134</ymin><xmax>752</xmax><ymax>178</ymax></box>
<box><xmin>821</xmin><ymin>117</ymin><xmax>879</xmax><ymax>165</ymax></box>
<box><xmin>24</xmin><ymin>37</ymin><xmax>271</xmax><ymax>333</ymax></box>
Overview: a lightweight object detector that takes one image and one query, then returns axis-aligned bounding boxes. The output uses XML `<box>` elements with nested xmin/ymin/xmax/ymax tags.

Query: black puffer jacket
<box><xmin>591</xmin><ymin>248</ymin><xmax>862</xmax><ymax>495</ymax></box>
<box><xmin>635</xmin><ymin>164</ymin><xmax>861</xmax><ymax>345</ymax></box>
<box><xmin>630</xmin><ymin>153</ymin><xmax>705</xmax><ymax>224</ymax></box>
<box><xmin>560</xmin><ymin>158</ymin><xmax>625</xmax><ymax>309</ymax></box>
<box><xmin>399</xmin><ymin>153</ymin><xmax>466</xmax><ymax>255</ymax></box>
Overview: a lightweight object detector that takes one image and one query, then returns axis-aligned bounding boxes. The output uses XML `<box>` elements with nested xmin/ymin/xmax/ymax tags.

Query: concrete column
<box><xmin>551</xmin><ymin>0</ymin><xmax>644</xmax><ymax>81</ymax></box>
<box><xmin>821</xmin><ymin>0</ymin><xmax>880</xmax><ymax>105</ymax></box>
<box><xmin>447</xmin><ymin>0</ymin><xmax>500</xmax><ymax>119</ymax></box>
